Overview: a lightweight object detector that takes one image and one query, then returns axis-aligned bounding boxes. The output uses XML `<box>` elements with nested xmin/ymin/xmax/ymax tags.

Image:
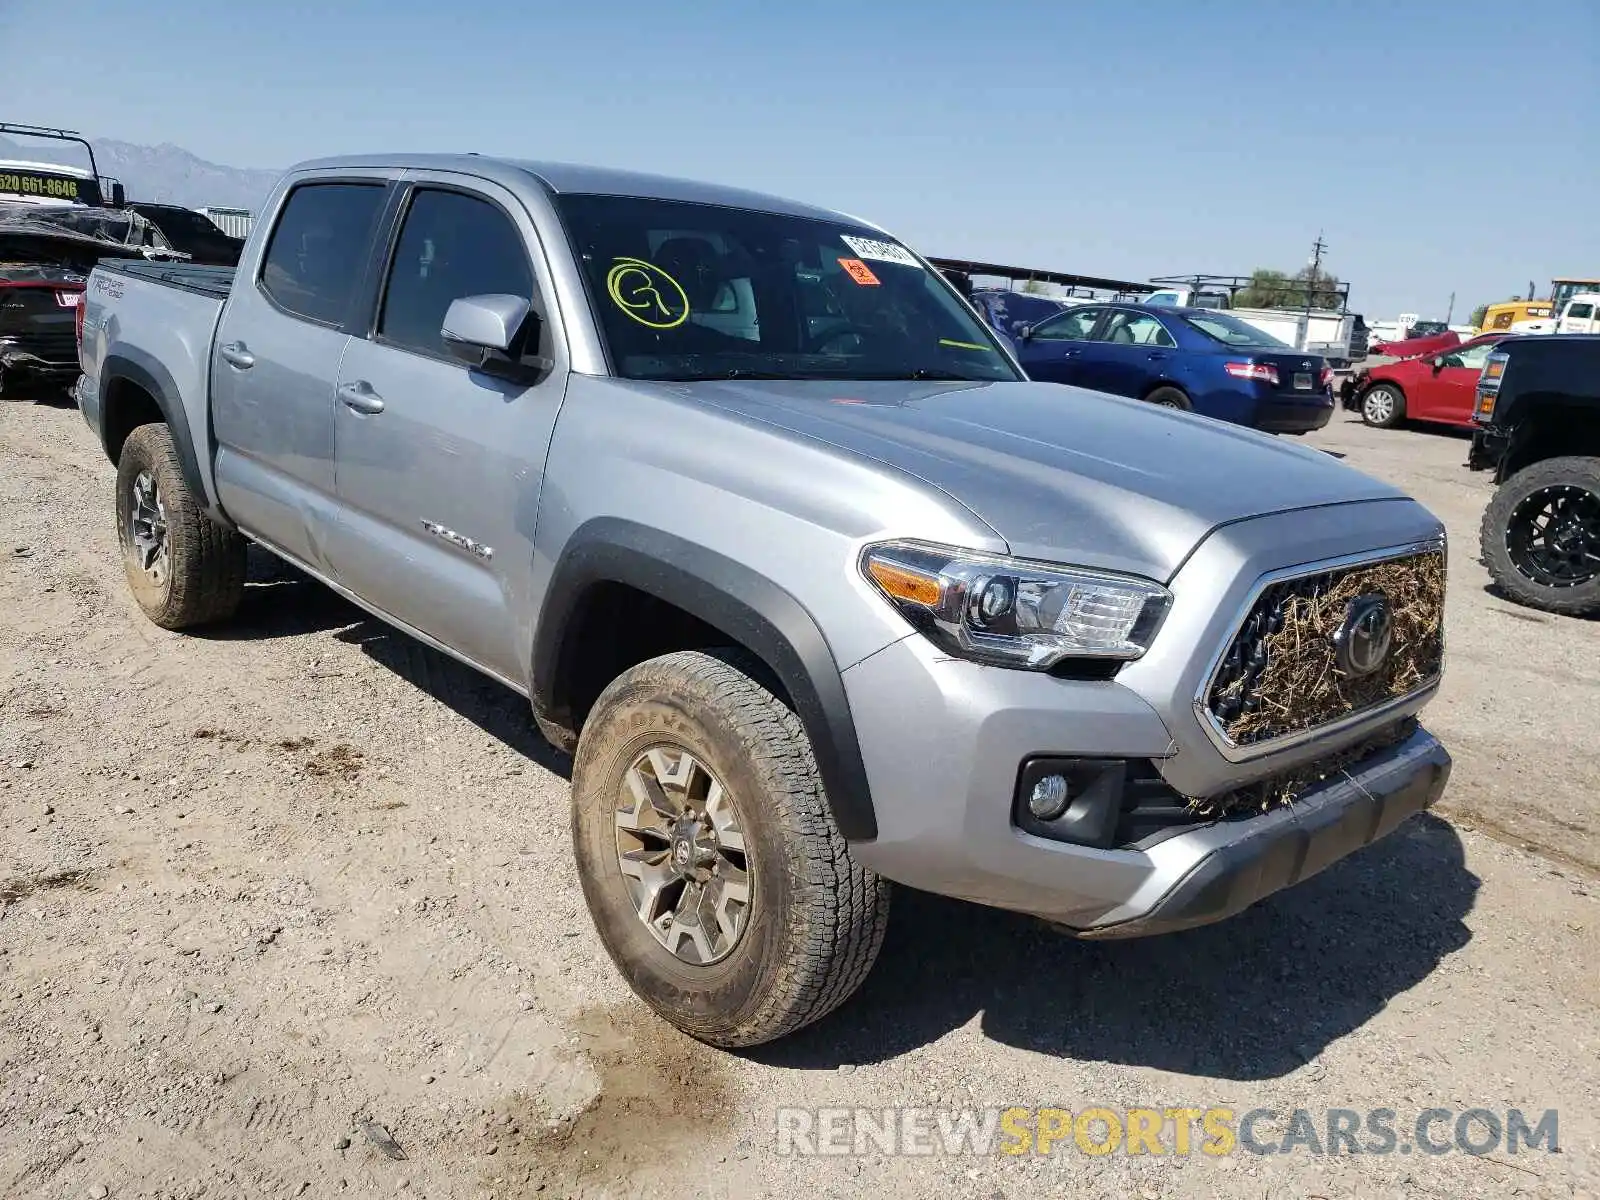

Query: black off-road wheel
<box><xmin>1480</xmin><ymin>456</ymin><xmax>1600</xmax><ymax>617</ymax></box>
<box><xmin>1360</xmin><ymin>382</ymin><xmax>1406</xmax><ymax>428</ymax></box>
<box><xmin>1144</xmin><ymin>385</ymin><xmax>1190</xmax><ymax>410</ymax></box>
<box><xmin>115</xmin><ymin>423</ymin><xmax>247</xmax><ymax>629</ymax></box>
<box><xmin>571</xmin><ymin>649</ymin><xmax>890</xmax><ymax>1047</ymax></box>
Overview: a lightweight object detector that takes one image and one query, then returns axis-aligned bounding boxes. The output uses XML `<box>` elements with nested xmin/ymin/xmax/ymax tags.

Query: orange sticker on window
<box><xmin>838</xmin><ymin>258</ymin><xmax>880</xmax><ymax>286</ymax></box>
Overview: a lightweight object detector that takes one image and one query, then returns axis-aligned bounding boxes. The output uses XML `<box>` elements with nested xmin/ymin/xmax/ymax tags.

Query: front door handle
<box><xmin>338</xmin><ymin>381</ymin><xmax>385</xmax><ymax>415</ymax></box>
<box><xmin>1147</xmin><ymin>351</ymin><xmax>1169</xmax><ymax>361</ymax></box>
<box><xmin>1062</xmin><ymin>347</ymin><xmax>1081</xmax><ymax>358</ymax></box>
<box><xmin>218</xmin><ymin>342</ymin><xmax>255</xmax><ymax>370</ymax></box>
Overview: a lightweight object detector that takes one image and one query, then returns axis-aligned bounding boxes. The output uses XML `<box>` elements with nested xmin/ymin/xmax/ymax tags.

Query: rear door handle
<box><xmin>338</xmin><ymin>381</ymin><xmax>385</xmax><ymax>415</ymax></box>
<box><xmin>1147</xmin><ymin>351</ymin><xmax>1169</xmax><ymax>361</ymax></box>
<box><xmin>218</xmin><ymin>342</ymin><xmax>254</xmax><ymax>370</ymax></box>
<box><xmin>1062</xmin><ymin>348</ymin><xmax>1080</xmax><ymax>358</ymax></box>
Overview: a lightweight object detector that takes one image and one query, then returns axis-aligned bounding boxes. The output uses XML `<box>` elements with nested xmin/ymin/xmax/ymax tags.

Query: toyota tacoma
<box><xmin>75</xmin><ymin>155</ymin><xmax>1452</xmax><ymax>1046</ymax></box>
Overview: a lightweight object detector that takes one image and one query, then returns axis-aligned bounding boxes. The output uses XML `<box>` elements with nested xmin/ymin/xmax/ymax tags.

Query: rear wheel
<box><xmin>1481</xmin><ymin>456</ymin><xmax>1600</xmax><ymax>616</ymax></box>
<box><xmin>1144</xmin><ymin>386</ymin><xmax>1189</xmax><ymax>410</ymax></box>
<box><xmin>1361</xmin><ymin>383</ymin><xmax>1405</xmax><ymax>428</ymax></box>
<box><xmin>115</xmin><ymin>423</ymin><xmax>247</xmax><ymax>629</ymax></box>
<box><xmin>571</xmin><ymin>649</ymin><xmax>890</xmax><ymax>1047</ymax></box>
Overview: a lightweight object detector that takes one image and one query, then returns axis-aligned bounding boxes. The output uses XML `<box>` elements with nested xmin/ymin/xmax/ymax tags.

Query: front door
<box><xmin>1016</xmin><ymin>305</ymin><xmax>1103</xmax><ymax>385</ymax></box>
<box><xmin>330</xmin><ymin>179</ymin><xmax>569</xmax><ymax>685</ymax></box>
<box><xmin>1418</xmin><ymin>339</ymin><xmax>1497</xmax><ymax>424</ymax></box>
<box><xmin>210</xmin><ymin>177</ymin><xmax>391</xmax><ymax>575</ymax></box>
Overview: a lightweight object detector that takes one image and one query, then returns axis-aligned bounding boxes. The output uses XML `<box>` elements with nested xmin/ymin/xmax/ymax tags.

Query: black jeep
<box><xmin>1469</xmin><ymin>334</ymin><xmax>1600</xmax><ymax>616</ymax></box>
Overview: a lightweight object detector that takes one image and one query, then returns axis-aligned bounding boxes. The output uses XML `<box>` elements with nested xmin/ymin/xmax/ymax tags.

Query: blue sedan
<box><xmin>1011</xmin><ymin>303</ymin><xmax>1335</xmax><ymax>433</ymax></box>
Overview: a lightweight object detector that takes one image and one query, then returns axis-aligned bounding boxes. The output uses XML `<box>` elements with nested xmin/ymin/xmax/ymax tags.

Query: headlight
<box><xmin>860</xmin><ymin>540</ymin><xmax>1171</xmax><ymax>669</ymax></box>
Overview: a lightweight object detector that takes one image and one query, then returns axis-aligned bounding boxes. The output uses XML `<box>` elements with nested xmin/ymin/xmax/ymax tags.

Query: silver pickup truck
<box><xmin>76</xmin><ymin>155</ymin><xmax>1451</xmax><ymax>1047</ymax></box>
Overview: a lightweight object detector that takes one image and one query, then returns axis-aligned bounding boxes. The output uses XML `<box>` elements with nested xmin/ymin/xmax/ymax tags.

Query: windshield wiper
<box><xmin>850</xmin><ymin>369</ymin><xmax>991</xmax><ymax>382</ymax></box>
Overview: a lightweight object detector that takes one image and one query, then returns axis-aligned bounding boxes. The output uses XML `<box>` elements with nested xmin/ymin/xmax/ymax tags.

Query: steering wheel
<box><xmin>804</xmin><ymin>324</ymin><xmax>880</xmax><ymax>356</ymax></box>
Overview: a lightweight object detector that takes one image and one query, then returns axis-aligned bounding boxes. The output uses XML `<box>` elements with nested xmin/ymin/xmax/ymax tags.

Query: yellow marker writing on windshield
<box><xmin>606</xmin><ymin>257</ymin><xmax>690</xmax><ymax>329</ymax></box>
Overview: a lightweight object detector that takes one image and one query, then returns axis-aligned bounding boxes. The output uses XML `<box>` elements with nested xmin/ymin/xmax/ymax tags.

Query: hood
<box><xmin>663</xmin><ymin>378</ymin><xmax>1405</xmax><ymax>581</ymax></box>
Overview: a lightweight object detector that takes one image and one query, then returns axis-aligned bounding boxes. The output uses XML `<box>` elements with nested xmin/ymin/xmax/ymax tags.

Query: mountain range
<box><xmin>0</xmin><ymin>134</ymin><xmax>277</xmax><ymax>211</ymax></box>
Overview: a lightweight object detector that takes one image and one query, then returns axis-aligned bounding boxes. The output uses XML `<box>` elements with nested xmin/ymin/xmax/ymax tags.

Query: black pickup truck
<box><xmin>1469</xmin><ymin>334</ymin><xmax>1600</xmax><ymax>616</ymax></box>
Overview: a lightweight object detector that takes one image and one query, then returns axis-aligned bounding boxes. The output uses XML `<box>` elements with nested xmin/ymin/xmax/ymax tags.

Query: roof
<box><xmin>289</xmin><ymin>153</ymin><xmax>879</xmax><ymax>228</ymax></box>
<box><xmin>0</xmin><ymin>159</ymin><xmax>94</xmax><ymax>178</ymax></box>
<box><xmin>928</xmin><ymin>256</ymin><xmax>1155</xmax><ymax>295</ymax></box>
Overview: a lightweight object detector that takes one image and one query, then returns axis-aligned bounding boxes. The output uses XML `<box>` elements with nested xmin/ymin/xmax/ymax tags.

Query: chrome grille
<box><xmin>1203</xmin><ymin>548</ymin><xmax>1445</xmax><ymax>749</ymax></box>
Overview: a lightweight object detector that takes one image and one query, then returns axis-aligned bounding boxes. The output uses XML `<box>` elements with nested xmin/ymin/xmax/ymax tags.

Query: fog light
<box><xmin>1028</xmin><ymin>774</ymin><xmax>1071</xmax><ymax>821</ymax></box>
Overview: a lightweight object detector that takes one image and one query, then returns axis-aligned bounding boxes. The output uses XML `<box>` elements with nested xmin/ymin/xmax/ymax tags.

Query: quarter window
<box><xmin>379</xmin><ymin>189</ymin><xmax>533</xmax><ymax>359</ymax></box>
<box><xmin>259</xmin><ymin>183</ymin><xmax>386</xmax><ymax>326</ymax></box>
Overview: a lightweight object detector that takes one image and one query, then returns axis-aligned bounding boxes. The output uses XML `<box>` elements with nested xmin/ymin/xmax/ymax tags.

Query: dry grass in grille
<box><xmin>1215</xmin><ymin>551</ymin><xmax>1445</xmax><ymax>747</ymax></box>
<box><xmin>1189</xmin><ymin>719</ymin><xmax>1415</xmax><ymax>817</ymax></box>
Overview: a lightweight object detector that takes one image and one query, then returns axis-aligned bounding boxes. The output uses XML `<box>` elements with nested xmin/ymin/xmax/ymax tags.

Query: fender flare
<box><xmin>99</xmin><ymin>350</ymin><xmax>218</xmax><ymax>521</ymax></box>
<box><xmin>532</xmin><ymin>518</ymin><xmax>878</xmax><ymax>841</ymax></box>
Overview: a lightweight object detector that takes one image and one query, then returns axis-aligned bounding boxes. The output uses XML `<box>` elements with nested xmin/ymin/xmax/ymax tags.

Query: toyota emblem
<box><xmin>1333</xmin><ymin>594</ymin><xmax>1393</xmax><ymax>677</ymax></box>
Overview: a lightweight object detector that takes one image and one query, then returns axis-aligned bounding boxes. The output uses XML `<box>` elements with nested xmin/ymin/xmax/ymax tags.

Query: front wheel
<box><xmin>1480</xmin><ymin>456</ymin><xmax>1600</xmax><ymax>616</ymax></box>
<box><xmin>1361</xmin><ymin>383</ymin><xmax>1406</xmax><ymax>428</ymax></box>
<box><xmin>571</xmin><ymin>649</ymin><xmax>890</xmax><ymax>1047</ymax></box>
<box><xmin>115</xmin><ymin>423</ymin><xmax>247</xmax><ymax>629</ymax></box>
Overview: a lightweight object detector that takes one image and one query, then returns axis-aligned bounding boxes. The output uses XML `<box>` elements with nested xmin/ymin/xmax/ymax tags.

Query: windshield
<box><xmin>1181</xmin><ymin>311</ymin><xmax>1292</xmax><ymax>349</ymax></box>
<box><xmin>556</xmin><ymin>194</ymin><xmax>1020</xmax><ymax>382</ymax></box>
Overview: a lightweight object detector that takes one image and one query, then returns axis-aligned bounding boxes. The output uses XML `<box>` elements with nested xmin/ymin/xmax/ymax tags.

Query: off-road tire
<box><xmin>1360</xmin><ymin>382</ymin><xmax>1406</xmax><ymax>428</ymax></box>
<box><xmin>1480</xmin><ymin>456</ymin><xmax>1600</xmax><ymax>617</ymax></box>
<box><xmin>1144</xmin><ymin>385</ymin><xmax>1190</xmax><ymax>410</ymax></box>
<box><xmin>571</xmin><ymin>649</ymin><xmax>891</xmax><ymax>1047</ymax></box>
<box><xmin>115</xmin><ymin>423</ymin><xmax>247</xmax><ymax>629</ymax></box>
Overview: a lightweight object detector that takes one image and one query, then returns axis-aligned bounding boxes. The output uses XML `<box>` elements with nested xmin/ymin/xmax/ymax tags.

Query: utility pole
<box><xmin>1302</xmin><ymin>233</ymin><xmax>1327</xmax><ymax>351</ymax></box>
<box><xmin>1445</xmin><ymin>292</ymin><xmax>1455</xmax><ymax>324</ymax></box>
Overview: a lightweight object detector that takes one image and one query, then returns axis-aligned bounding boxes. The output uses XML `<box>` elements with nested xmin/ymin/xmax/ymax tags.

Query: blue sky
<box><xmin>2</xmin><ymin>0</ymin><xmax>1595</xmax><ymax>318</ymax></box>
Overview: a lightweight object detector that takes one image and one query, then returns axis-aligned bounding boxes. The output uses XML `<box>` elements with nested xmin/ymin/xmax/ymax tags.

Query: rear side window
<box><xmin>378</xmin><ymin>189</ymin><xmax>533</xmax><ymax>359</ymax></box>
<box><xmin>259</xmin><ymin>183</ymin><xmax>386</xmax><ymax>326</ymax></box>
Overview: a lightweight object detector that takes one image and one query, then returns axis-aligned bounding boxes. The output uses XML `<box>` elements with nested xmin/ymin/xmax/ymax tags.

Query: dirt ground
<box><xmin>2</xmin><ymin>397</ymin><xmax>1597</xmax><ymax>1200</ymax></box>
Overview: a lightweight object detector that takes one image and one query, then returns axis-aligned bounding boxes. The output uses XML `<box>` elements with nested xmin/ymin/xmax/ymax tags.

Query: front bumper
<box><xmin>1079</xmin><ymin>726</ymin><xmax>1449</xmax><ymax>937</ymax></box>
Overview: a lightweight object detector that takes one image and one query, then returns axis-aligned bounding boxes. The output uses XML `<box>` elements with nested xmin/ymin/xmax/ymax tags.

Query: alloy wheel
<box><xmin>1506</xmin><ymin>484</ymin><xmax>1600</xmax><ymax>588</ymax></box>
<box><xmin>614</xmin><ymin>746</ymin><xmax>752</xmax><ymax>965</ymax></box>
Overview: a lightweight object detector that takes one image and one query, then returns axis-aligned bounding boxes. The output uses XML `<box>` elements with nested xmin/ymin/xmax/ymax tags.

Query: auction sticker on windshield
<box><xmin>840</xmin><ymin>235</ymin><xmax>921</xmax><ymax>269</ymax></box>
<box><xmin>838</xmin><ymin>258</ymin><xmax>881</xmax><ymax>286</ymax></box>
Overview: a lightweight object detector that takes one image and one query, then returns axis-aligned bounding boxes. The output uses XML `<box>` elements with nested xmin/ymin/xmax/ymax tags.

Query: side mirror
<box><xmin>1431</xmin><ymin>356</ymin><xmax>1448</xmax><ymax>372</ymax></box>
<box><xmin>1015</xmin><ymin>323</ymin><xmax>1033</xmax><ymax>342</ymax></box>
<box><xmin>441</xmin><ymin>294</ymin><xmax>552</xmax><ymax>381</ymax></box>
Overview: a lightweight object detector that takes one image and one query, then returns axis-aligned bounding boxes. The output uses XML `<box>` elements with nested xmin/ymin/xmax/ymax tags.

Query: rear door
<box><xmin>210</xmin><ymin>175</ymin><xmax>393</xmax><ymax>575</ymax></box>
<box><xmin>329</xmin><ymin>176</ymin><xmax>570</xmax><ymax>684</ymax></box>
<box><xmin>1015</xmin><ymin>305</ymin><xmax>1103</xmax><ymax>384</ymax></box>
<box><xmin>1083</xmin><ymin>308</ymin><xmax>1178</xmax><ymax>397</ymax></box>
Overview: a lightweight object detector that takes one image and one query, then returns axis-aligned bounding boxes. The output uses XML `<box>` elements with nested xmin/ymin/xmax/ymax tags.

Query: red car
<box><xmin>1368</xmin><ymin>329</ymin><xmax>1463</xmax><ymax>359</ymax></box>
<box><xmin>1340</xmin><ymin>334</ymin><xmax>1505</xmax><ymax>429</ymax></box>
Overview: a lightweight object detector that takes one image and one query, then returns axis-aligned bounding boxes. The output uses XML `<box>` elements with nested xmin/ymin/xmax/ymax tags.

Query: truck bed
<box><xmin>98</xmin><ymin>259</ymin><xmax>234</xmax><ymax>301</ymax></box>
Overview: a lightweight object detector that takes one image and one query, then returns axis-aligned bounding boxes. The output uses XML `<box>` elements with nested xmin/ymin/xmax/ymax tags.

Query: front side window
<box><xmin>555</xmin><ymin>194</ymin><xmax>1019</xmax><ymax>382</ymax></box>
<box><xmin>1451</xmin><ymin>341</ymin><xmax>1498</xmax><ymax>369</ymax></box>
<box><xmin>1099</xmin><ymin>310</ymin><xmax>1176</xmax><ymax>348</ymax></box>
<box><xmin>379</xmin><ymin>189</ymin><xmax>534</xmax><ymax>358</ymax></box>
<box><xmin>259</xmin><ymin>183</ymin><xmax>386</xmax><ymax>326</ymax></box>
<box><xmin>1567</xmin><ymin>302</ymin><xmax>1594</xmax><ymax>320</ymax></box>
<box><xmin>1032</xmin><ymin>306</ymin><xmax>1102</xmax><ymax>341</ymax></box>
